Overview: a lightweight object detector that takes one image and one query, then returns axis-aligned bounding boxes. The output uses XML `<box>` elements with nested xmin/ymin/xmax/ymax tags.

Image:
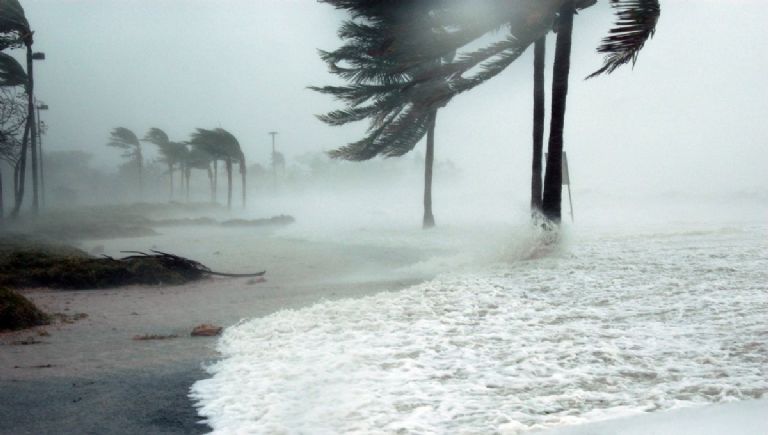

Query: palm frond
<box><xmin>587</xmin><ymin>0</ymin><xmax>660</xmax><ymax>79</ymax></box>
<box><xmin>142</xmin><ymin>127</ymin><xmax>170</xmax><ymax>146</ymax></box>
<box><xmin>108</xmin><ymin>127</ymin><xmax>140</xmax><ymax>149</ymax></box>
<box><xmin>0</xmin><ymin>52</ymin><xmax>26</xmax><ymax>87</ymax></box>
<box><xmin>0</xmin><ymin>0</ymin><xmax>30</xmax><ymax>35</ymax></box>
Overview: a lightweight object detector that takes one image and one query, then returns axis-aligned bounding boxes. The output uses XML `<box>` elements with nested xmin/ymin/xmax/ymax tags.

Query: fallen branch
<box><xmin>119</xmin><ymin>250</ymin><xmax>266</xmax><ymax>278</ymax></box>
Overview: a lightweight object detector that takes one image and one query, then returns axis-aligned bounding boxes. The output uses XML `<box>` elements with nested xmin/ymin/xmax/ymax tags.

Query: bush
<box><xmin>0</xmin><ymin>287</ymin><xmax>49</xmax><ymax>331</ymax></box>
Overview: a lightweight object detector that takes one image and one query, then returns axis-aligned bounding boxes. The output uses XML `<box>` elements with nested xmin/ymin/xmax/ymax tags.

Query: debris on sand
<box><xmin>0</xmin><ymin>242</ymin><xmax>266</xmax><ymax>290</ymax></box>
<box><xmin>191</xmin><ymin>324</ymin><xmax>223</xmax><ymax>337</ymax></box>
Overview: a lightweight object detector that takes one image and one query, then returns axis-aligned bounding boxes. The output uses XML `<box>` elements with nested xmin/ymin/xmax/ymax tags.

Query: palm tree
<box><xmin>314</xmin><ymin>1</ymin><xmax>457</xmax><ymax>229</ymax></box>
<box><xmin>189</xmin><ymin>128</ymin><xmax>246</xmax><ymax>209</ymax></box>
<box><xmin>318</xmin><ymin>0</ymin><xmax>660</xmax><ymax>227</ymax></box>
<box><xmin>107</xmin><ymin>127</ymin><xmax>143</xmax><ymax>197</ymax></box>
<box><xmin>143</xmin><ymin>128</ymin><xmax>189</xmax><ymax>201</ymax></box>
<box><xmin>540</xmin><ymin>0</ymin><xmax>661</xmax><ymax>222</ymax></box>
<box><xmin>0</xmin><ymin>86</ymin><xmax>26</xmax><ymax>221</ymax></box>
<box><xmin>531</xmin><ymin>37</ymin><xmax>546</xmax><ymax>215</ymax></box>
<box><xmin>184</xmin><ymin>144</ymin><xmax>214</xmax><ymax>202</ymax></box>
<box><xmin>1</xmin><ymin>0</ymin><xmax>37</xmax><ymax>218</ymax></box>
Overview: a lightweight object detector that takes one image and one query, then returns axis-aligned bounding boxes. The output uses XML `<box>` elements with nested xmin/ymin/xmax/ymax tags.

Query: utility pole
<box><xmin>36</xmin><ymin>102</ymin><xmax>48</xmax><ymax>208</ymax></box>
<box><xmin>268</xmin><ymin>131</ymin><xmax>278</xmax><ymax>190</ymax></box>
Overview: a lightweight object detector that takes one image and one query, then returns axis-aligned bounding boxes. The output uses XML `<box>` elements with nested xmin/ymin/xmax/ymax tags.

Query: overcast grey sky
<box><xmin>20</xmin><ymin>0</ymin><xmax>768</xmax><ymax>197</ymax></box>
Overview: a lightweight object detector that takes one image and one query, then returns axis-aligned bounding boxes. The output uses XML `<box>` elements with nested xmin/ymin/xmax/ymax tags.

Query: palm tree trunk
<box><xmin>240</xmin><ymin>160</ymin><xmax>247</xmax><ymax>208</ymax></box>
<box><xmin>11</xmin><ymin>119</ymin><xmax>31</xmax><ymax>218</ymax></box>
<box><xmin>168</xmin><ymin>163</ymin><xmax>174</xmax><ymax>200</ymax></box>
<box><xmin>207</xmin><ymin>165</ymin><xmax>214</xmax><ymax>202</ymax></box>
<box><xmin>185</xmin><ymin>167</ymin><xmax>191</xmax><ymax>202</ymax></box>
<box><xmin>225</xmin><ymin>158</ymin><xmax>233</xmax><ymax>210</ymax></box>
<box><xmin>423</xmin><ymin>109</ymin><xmax>437</xmax><ymax>229</ymax></box>
<box><xmin>542</xmin><ymin>0</ymin><xmax>575</xmax><ymax>224</ymax></box>
<box><xmin>531</xmin><ymin>36</ymin><xmax>546</xmax><ymax>214</ymax></box>
<box><xmin>136</xmin><ymin>147</ymin><xmax>143</xmax><ymax>200</ymax></box>
<box><xmin>178</xmin><ymin>163</ymin><xmax>184</xmax><ymax>198</ymax></box>
<box><xmin>213</xmin><ymin>160</ymin><xmax>218</xmax><ymax>203</ymax></box>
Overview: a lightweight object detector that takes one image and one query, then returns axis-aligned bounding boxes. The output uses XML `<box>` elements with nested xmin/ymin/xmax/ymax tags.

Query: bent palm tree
<box><xmin>189</xmin><ymin>128</ymin><xmax>246</xmax><ymax>209</ymax></box>
<box><xmin>318</xmin><ymin>0</ymin><xmax>660</xmax><ymax>226</ymax></box>
<box><xmin>1</xmin><ymin>0</ymin><xmax>36</xmax><ymax>218</ymax></box>
<box><xmin>185</xmin><ymin>145</ymin><xmax>214</xmax><ymax>202</ymax></box>
<box><xmin>143</xmin><ymin>128</ymin><xmax>189</xmax><ymax>201</ymax></box>
<box><xmin>107</xmin><ymin>127</ymin><xmax>143</xmax><ymax>197</ymax></box>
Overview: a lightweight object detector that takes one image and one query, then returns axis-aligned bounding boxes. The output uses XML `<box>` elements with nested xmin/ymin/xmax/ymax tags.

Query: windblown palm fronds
<box><xmin>313</xmin><ymin>0</ymin><xmax>571</xmax><ymax>161</ymax></box>
<box><xmin>587</xmin><ymin>0</ymin><xmax>660</xmax><ymax>79</ymax></box>
<box><xmin>0</xmin><ymin>0</ymin><xmax>30</xmax><ymax>52</ymax></box>
<box><xmin>0</xmin><ymin>52</ymin><xmax>26</xmax><ymax>87</ymax></box>
<box><xmin>108</xmin><ymin>127</ymin><xmax>141</xmax><ymax>157</ymax></box>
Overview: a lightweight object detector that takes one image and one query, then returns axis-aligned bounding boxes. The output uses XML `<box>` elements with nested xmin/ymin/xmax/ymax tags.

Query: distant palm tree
<box><xmin>189</xmin><ymin>128</ymin><xmax>246</xmax><ymax>209</ymax></box>
<box><xmin>143</xmin><ymin>127</ymin><xmax>189</xmax><ymax>201</ymax></box>
<box><xmin>107</xmin><ymin>127</ymin><xmax>143</xmax><ymax>197</ymax></box>
<box><xmin>184</xmin><ymin>144</ymin><xmax>214</xmax><ymax>202</ymax></box>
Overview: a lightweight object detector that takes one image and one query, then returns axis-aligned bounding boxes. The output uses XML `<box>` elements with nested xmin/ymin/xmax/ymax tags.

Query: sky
<box><xmin>17</xmin><ymin>0</ymin><xmax>768</xmax><ymax>198</ymax></box>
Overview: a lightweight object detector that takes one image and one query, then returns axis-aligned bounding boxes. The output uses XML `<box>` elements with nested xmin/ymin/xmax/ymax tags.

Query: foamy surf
<box><xmin>191</xmin><ymin>224</ymin><xmax>767</xmax><ymax>434</ymax></box>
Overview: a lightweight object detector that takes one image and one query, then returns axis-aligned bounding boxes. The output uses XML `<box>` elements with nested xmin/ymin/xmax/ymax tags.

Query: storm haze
<box><xmin>19</xmin><ymin>0</ymin><xmax>768</xmax><ymax>205</ymax></box>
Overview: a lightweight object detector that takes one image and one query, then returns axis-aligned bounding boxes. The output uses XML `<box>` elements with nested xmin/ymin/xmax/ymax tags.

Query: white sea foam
<box><xmin>191</xmin><ymin>223</ymin><xmax>767</xmax><ymax>434</ymax></box>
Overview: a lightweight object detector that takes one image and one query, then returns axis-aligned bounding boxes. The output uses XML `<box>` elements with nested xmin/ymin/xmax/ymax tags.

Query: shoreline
<box><xmin>0</xmin><ymin>228</ymin><xmax>434</xmax><ymax>434</ymax></box>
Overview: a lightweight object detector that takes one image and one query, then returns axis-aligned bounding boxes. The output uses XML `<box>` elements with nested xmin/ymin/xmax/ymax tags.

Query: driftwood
<box><xmin>118</xmin><ymin>250</ymin><xmax>266</xmax><ymax>278</ymax></box>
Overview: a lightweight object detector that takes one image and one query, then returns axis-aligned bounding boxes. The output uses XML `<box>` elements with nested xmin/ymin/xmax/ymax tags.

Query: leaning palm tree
<box><xmin>107</xmin><ymin>127</ymin><xmax>143</xmax><ymax>197</ymax></box>
<box><xmin>1</xmin><ymin>0</ymin><xmax>37</xmax><ymax>218</ymax></box>
<box><xmin>189</xmin><ymin>128</ymin><xmax>246</xmax><ymax>209</ymax></box>
<box><xmin>143</xmin><ymin>128</ymin><xmax>189</xmax><ymax>201</ymax></box>
<box><xmin>313</xmin><ymin>1</ymin><xmax>458</xmax><ymax>229</ymax></box>
<box><xmin>0</xmin><ymin>52</ymin><xmax>27</xmax><ymax>218</ymax></box>
<box><xmin>317</xmin><ymin>0</ymin><xmax>660</xmax><ymax>226</ymax></box>
<box><xmin>184</xmin><ymin>144</ymin><xmax>214</xmax><ymax>202</ymax></box>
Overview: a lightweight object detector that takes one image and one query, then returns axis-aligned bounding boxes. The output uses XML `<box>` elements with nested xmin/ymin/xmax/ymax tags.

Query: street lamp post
<box><xmin>36</xmin><ymin>102</ymin><xmax>48</xmax><ymax>208</ymax></box>
<box><xmin>29</xmin><ymin>51</ymin><xmax>45</xmax><ymax>214</ymax></box>
<box><xmin>268</xmin><ymin>131</ymin><xmax>278</xmax><ymax>190</ymax></box>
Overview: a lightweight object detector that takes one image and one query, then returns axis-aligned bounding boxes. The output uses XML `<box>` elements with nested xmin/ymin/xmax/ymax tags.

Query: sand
<box><xmin>0</xmin><ymin>226</ymin><xmax>433</xmax><ymax>434</ymax></box>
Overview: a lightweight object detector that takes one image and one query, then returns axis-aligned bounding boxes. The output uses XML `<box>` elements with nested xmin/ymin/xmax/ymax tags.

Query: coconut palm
<box><xmin>314</xmin><ymin>1</ymin><xmax>458</xmax><ymax>228</ymax></box>
<box><xmin>1</xmin><ymin>0</ymin><xmax>38</xmax><ymax>218</ymax></box>
<box><xmin>184</xmin><ymin>144</ymin><xmax>214</xmax><ymax>202</ymax></box>
<box><xmin>143</xmin><ymin>128</ymin><xmax>189</xmax><ymax>201</ymax></box>
<box><xmin>317</xmin><ymin>0</ymin><xmax>661</xmax><ymax>226</ymax></box>
<box><xmin>107</xmin><ymin>127</ymin><xmax>143</xmax><ymax>197</ymax></box>
<box><xmin>189</xmin><ymin>128</ymin><xmax>246</xmax><ymax>209</ymax></box>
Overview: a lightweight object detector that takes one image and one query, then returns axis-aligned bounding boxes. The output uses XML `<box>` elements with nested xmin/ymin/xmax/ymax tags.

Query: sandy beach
<box><xmin>0</xmin><ymin>226</ymin><xmax>434</xmax><ymax>434</ymax></box>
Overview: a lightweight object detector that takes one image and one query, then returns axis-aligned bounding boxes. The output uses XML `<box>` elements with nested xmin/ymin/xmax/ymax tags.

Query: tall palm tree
<box><xmin>318</xmin><ymin>0</ymin><xmax>660</xmax><ymax>227</ymax></box>
<box><xmin>0</xmin><ymin>86</ymin><xmax>26</xmax><ymax>221</ymax></box>
<box><xmin>1</xmin><ymin>0</ymin><xmax>36</xmax><ymax>218</ymax></box>
<box><xmin>530</xmin><ymin>37</ymin><xmax>546</xmax><ymax>214</ymax></box>
<box><xmin>107</xmin><ymin>127</ymin><xmax>143</xmax><ymax>197</ymax></box>
<box><xmin>540</xmin><ymin>0</ymin><xmax>661</xmax><ymax>222</ymax></box>
<box><xmin>314</xmin><ymin>1</ymin><xmax>457</xmax><ymax>229</ymax></box>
